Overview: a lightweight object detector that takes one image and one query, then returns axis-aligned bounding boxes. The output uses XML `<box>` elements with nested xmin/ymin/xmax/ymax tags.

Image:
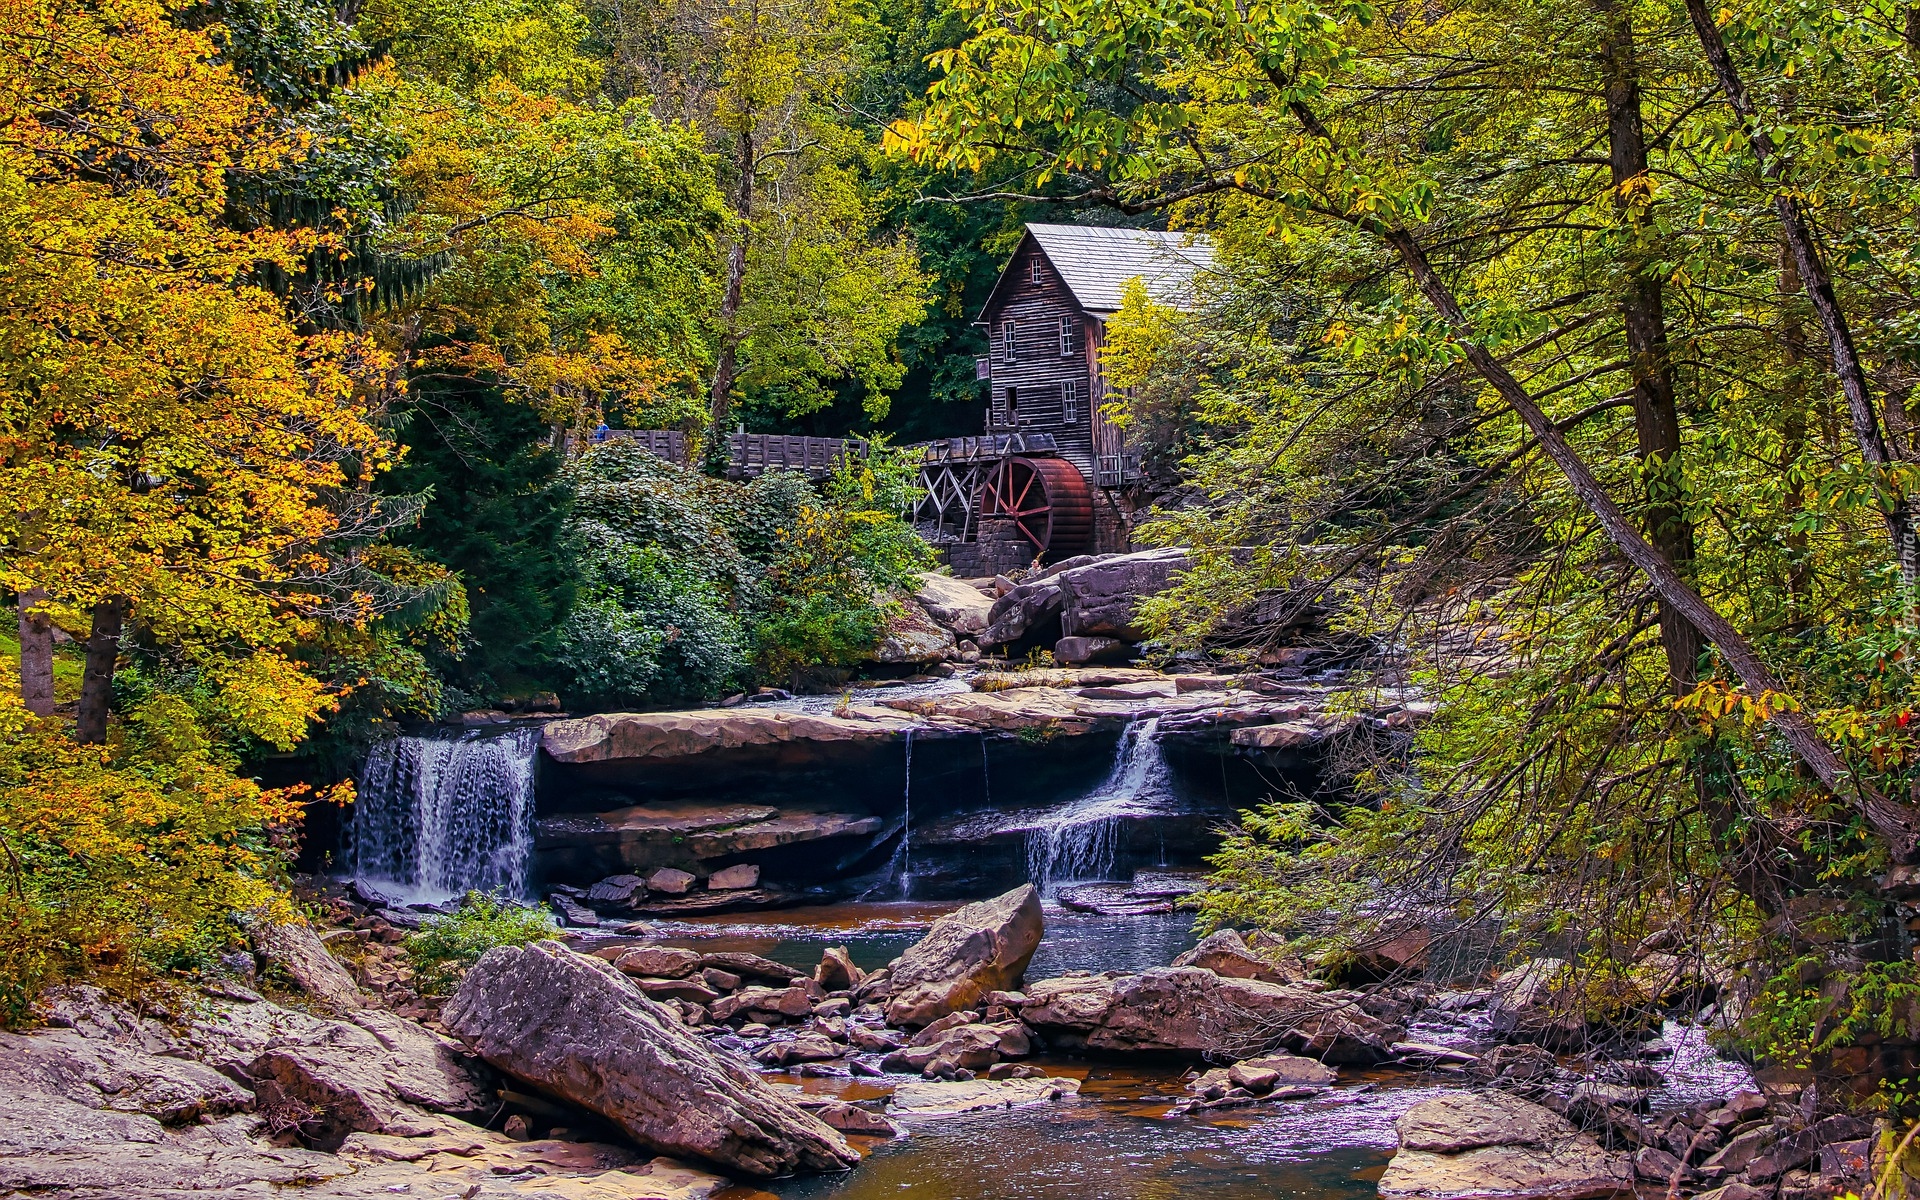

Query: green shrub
<box><xmin>403</xmin><ymin>892</ymin><xmax>558</xmax><ymax>995</ymax></box>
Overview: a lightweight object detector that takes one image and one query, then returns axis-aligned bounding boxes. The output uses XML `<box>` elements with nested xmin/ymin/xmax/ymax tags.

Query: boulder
<box><xmin>884</xmin><ymin>1021</ymin><xmax>1032</xmax><ymax>1074</ymax></box>
<box><xmin>979</xmin><ymin>578</ymin><xmax>1066</xmax><ymax>647</ymax></box>
<box><xmin>550</xmin><ymin>892</ymin><xmax>601</xmax><ymax>926</ymax></box>
<box><xmin>1399</xmin><ymin>1092</ymin><xmax>1578</xmax><ymax>1153</ymax></box>
<box><xmin>648</xmin><ymin>867</ymin><xmax>698</xmax><ymax>895</ymax></box>
<box><xmin>873</xmin><ymin>601</ymin><xmax>958</xmax><ymax>664</ymax></box>
<box><xmin>1231</xmin><ymin>721</ymin><xmax>1328</xmax><ymax>750</ymax></box>
<box><xmin>707</xmin><ymin>863</ymin><xmax>761</xmax><ymax>891</ymax></box>
<box><xmin>712</xmin><ymin>984</ymin><xmax>817</xmax><ymax>1023</ymax></box>
<box><xmin>1055</xmin><ymin>548</ymin><xmax>1189</xmax><ymax>640</ymax></box>
<box><xmin>1019</xmin><ymin>968</ymin><xmax>1401</xmax><ymax>1062</ymax></box>
<box><xmin>700</xmin><ymin>951</ymin><xmax>808</xmax><ymax>983</ymax></box>
<box><xmin>614</xmin><ymin>946</ymin><xmax>704</xmax><ymax>979</ymax></box>
<box><xmin>1349</xmin><ymin>927</ymin><xmax>1434</xmax><ymax>981</ymax></box>
<box><xmin>755</xmin><ymin>1035</ymin><xmax>843</xmax><ymax>1066</ymax></box>
<box><xmin>887</xmin><ymin>1075</ymin><xmax>1080</xmax><ymax>1115</ymax></box>
<box><xmin>442</xmin><ymin>940</ymin><xmax>858</xmax><ymax>1177</ymax></box>
<box><xmin>634</xmin><ymin>977</ymin><xmax>723</xmax><ymax>1005</ymax></box>
<box><xmin>885</xmin><ymin>884</ymin><xmax>1045</xmax><ymax>1026</ymax></box>
<box><xmin>912</xmin><ymin>573</ymin><xmax>996</xmax><ymax>637</ymax></box>
<box><xmin>587</xmin><ymin>874</ymin><xmax>647</xmax><ymax>906</ymax></box>
<box><xmin>1380</xmin><ymin>1092</ymin><xmax>1633</xmax><ymax>1200</ymax></box>
<box><xmin>245</xmin><ymin>1009</ymin><xmax>494</xmax><ymax>1149</ymax></box>
<box><xmin>1234</xmin><ymin>1052</ymin><xmax>1338</xmax><ymax>1086</ymax></box>
<box><xmin>803</xmin><ymin>1098</ymin><xmax>903</xmax><ymax>1138</ymax></box>
<box><xmin>1054</xmin><ymin>636</ymin><xmax>1129</xmax><ymax>665</ymax></box>
<box><xmin>252</xmin><ymin>919</ymin><xmax>365</xmax><ymax>1012</ymax></box>
<box><xmin>816</xmin><ymin>946</ymin><xmax>864</xmax><ymax>991</ymax></box>
<box><xmin>1172</xmin><ymin>929</ymin><xmax>1307</xmax><ymax>985</ymax></box>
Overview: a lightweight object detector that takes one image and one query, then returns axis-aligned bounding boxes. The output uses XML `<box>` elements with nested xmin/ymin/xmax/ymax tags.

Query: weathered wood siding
<box><xmin>979</xmin><ymin>241</ymin><xmax>1098</xmax><ymax>479</ymax></box>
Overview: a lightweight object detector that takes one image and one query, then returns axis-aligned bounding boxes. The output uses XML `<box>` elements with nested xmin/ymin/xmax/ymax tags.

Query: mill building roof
<box><xmin>980</xmin><ymin>223</ymin><xmax>1217</xmax><ymax>320</ymax></box>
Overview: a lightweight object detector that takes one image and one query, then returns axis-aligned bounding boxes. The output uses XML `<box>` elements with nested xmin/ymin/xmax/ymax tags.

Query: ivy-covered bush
<box><xmin>549</xmin><ymin>438</ymin><xmax>931</xmax><ymax>705</ymax></box>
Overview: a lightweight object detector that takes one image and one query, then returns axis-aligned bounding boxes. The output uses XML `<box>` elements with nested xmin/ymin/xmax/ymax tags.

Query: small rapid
<box><xmin>350</xmin><ymin>726</ymin><xmax>539</xmax><ymax>903</ymax></box>
<box><xmin>1022</xmin><ymin>717</ymin><xmax>1173</xmax><ymax>891</ymax></box>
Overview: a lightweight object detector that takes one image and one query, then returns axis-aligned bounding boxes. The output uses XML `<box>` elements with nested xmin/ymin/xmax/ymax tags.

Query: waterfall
<box><xmin>899</xmin><ymin>729</ymin><xmax>915</xmax><ymax>896</ymax></box>
<box><xmin>980</xmin><ymin>733</ymin><xmax>992</xmax><ymax>805</ymax></box>
<box><xmin>350</xmin><ymin>726</ymin><xmax>540</xmax><ymax>903</ymax></box>
<box><xmin>1024</xmin><ymin>717</ymin><xmax>1171</xmax><ymax>892</ymax></box>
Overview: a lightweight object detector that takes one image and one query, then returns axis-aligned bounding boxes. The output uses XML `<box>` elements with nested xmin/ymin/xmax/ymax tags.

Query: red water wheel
<box><xmin>979</xmin><ymin>456</ymin><xmax>1094</xmax><ymax>558</ymax></box>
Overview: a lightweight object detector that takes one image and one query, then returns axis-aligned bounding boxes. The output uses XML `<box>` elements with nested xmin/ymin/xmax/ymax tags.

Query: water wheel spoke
<box><xmin>1010</xmin><ymin>470</ymin><xmax>1039</xmax><ymax>511</ymax></box>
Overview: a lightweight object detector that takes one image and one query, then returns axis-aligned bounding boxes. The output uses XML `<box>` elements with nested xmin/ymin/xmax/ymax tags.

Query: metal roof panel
<box><xmin>1025</xmin><ymin>223</ymin><xmax>1215</xmax><ymax>313</ymax></box>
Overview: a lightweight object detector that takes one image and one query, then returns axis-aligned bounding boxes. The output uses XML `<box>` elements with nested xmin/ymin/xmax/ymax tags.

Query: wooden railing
<box><xmin>917</xmin><ymin>432</ymin><xmax>1058</xmax><ymax>465</ymax></box>
<box><xmin>726</xmin><ymin>433</ymin><xmax>865</xmax><ymax>480</ymax></box>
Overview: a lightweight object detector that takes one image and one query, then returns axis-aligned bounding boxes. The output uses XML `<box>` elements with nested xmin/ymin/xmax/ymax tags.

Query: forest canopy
<box><xmin>9</xmin><ymin>0</ymin><xmax>1920</xmax><ymax>1118</ymax></box>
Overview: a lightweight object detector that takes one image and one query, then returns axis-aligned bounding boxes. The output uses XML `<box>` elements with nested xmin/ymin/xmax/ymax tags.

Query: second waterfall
<box><xmin>350</xmin><ymin>726</ymin><xmax>540</xmax><ymax>902</ymax></box>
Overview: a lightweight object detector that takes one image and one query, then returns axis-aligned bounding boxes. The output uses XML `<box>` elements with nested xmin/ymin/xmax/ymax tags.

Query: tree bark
<box><xmin>75</xmin><ymin>597</ymin><xmax>126</xmax><ymax>744</ymax></box>
<box><xmin>1682</xmin><ymin>0</ymin><xmax>1916</xmax><ymax>577</ymax></box>
<box><xmin>1599</xmin><ymin>0</ymin><xmax>1700</xmax><ymax>690</ymax></box>
<box><xmin>17</xmin><ymin>588</ymin><xmax>53</xmax><ymax>717</ymax></box>
<box><xmin>708</xmin><ymin>127</ymin><xmax>756</xmax><ymax>442</ymax></box>
<box><xmin>1779</xmin><ymin>236</ymin><xmax>1815</xmax><ymax>616</ymax></box>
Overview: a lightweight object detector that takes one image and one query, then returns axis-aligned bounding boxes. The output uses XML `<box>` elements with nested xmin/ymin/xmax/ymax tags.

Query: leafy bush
<box><xmin>552</xmin><ymin>438</ymin><xmax>931</xmax><ymax>701</ymax></box>
<box><xmin>0</xmin><ymin>687</ymin><xmax>309</xmax><ymax>1025</ymax></box>
<box><xmin>403</xmin><ymin>891</ymin><xmax>559</xmax><ymax>995</ymax></box>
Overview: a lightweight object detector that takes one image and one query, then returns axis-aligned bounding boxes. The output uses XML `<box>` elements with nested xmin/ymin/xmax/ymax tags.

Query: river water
<box><xmin>617</xmin><ymin>900</ymin><xmax>1754</xmax><ymax>1200</ymax></box>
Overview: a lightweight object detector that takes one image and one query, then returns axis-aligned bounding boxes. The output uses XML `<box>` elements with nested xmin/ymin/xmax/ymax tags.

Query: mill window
<box><xmin>1005</xmin><ymin>386</ymin><xmax>1020</xmax><ymax>425</ymax></box>
<box><xmin>1059</xmin><ymin>315</ymin><xmax>1077</xmax><ymax>355</ymax></box>
<box><xmin>1031</xmin><ymin>259</ymin><xmax>1044</xmax><ymax>285</ymax></box>
<box><xmin>1063</xmin><ymin>381</ymin><xmax>1080</xmax><ymax>424</ymax></box>
<box><xmin>1002</xmin><ymin>319</ymin><xmax>1017</xmax><ymax>363</ymax></box>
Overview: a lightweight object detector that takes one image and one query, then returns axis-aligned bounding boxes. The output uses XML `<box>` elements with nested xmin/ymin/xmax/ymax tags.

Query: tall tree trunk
<box><xmin>75</xmin><ymin>597</ymin><xmax>126</xmax><ymax>744</ymax></box>
<box><xmin>1683</xmin><ymin>0</ymin><xmax>1917</xmax><ymax>579</ymax></box>
<box><xmin>1780</xmin><ymin>237</ymin><xmax>1815</xmax><ymax>616</ymax></box>
<box><xmin>708</xmin><ymin>128</ymin><xmax>756</xmax><ymax>444</ymax></box>
<box><xmin>17</xmin><ymin>588</ymin><xmax>53</xmax><ymax>717</ymax></box>
<box><xmin>1377</xmin><ymin>225</ymin><xmax>1920</xmax><ymax>858</ymax></box>
<box><xmin>1599</xmin><ymin>0</ymin><xmax>1700</xmax><ymax>690</ymax></box>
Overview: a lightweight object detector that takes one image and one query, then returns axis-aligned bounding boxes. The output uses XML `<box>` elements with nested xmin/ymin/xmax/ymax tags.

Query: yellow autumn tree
<box><xmin>0</xmin><ymin>0</ymin><xmax>393</xmax><ymax>739</ymax></box>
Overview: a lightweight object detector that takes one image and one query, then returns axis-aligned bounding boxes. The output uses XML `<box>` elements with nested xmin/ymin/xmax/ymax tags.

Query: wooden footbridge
<box><xmin>587</xmin><ymin>427</ymin><xmax>1094</xmax><ymax>558</ymax></box>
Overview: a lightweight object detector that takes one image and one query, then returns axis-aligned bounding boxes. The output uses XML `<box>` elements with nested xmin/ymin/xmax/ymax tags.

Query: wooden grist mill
<box><xmin>914</xmin><ymin>222</ymin><xmax>1214</xmax><ymax>576</ymax></box>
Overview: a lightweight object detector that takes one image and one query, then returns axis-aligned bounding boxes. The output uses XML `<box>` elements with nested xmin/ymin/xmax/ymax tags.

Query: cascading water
<box><xmin>980</xmin><ymin>733</ymin><xmax>992</xmax><ymax>805</ymax></box>
<box><xmin>350</xmin><ymin>726</ymin><xmax>540</xmax><ymax>902</ymax></box>
<box><xmin>900</xmin><ymin>729</ymin><xmax>914</xmax><ymax>891</ymax></box>
<box><xmin>1024</xmin><ymin>717</ymin><xmax>1171</xmax><ymax>892</ymax></box>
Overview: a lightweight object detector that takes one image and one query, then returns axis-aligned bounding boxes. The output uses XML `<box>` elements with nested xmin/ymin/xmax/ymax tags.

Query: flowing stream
<box><xmin>350</xmin><ymin>726</ymin><xmax>539</xmax><ymax>903</ymax></box>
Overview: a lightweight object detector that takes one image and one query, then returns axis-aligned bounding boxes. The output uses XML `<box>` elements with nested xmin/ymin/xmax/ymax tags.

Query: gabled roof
<box><xmin>978</xmin><ymin>223</ymin><xmax>1217</xmax><ymax>321</ymax></box>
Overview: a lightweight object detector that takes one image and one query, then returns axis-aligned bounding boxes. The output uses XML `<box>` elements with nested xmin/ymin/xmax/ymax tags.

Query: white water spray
<box><xmin>1024</xmin><ymin>717</ymin><xmax>1171</xmax><ymax>892</ymax></box>
<box><xmin>351</xmin><ymin>727</ymin><xmax>539</xmax><ymax>902</ymax></box>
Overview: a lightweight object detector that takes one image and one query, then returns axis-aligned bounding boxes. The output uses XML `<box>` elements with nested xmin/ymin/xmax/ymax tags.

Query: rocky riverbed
<box><xmin>3</xmin><ymin>878</ymin><xmax>1886</xmax><ymax>1200</ymax></box>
